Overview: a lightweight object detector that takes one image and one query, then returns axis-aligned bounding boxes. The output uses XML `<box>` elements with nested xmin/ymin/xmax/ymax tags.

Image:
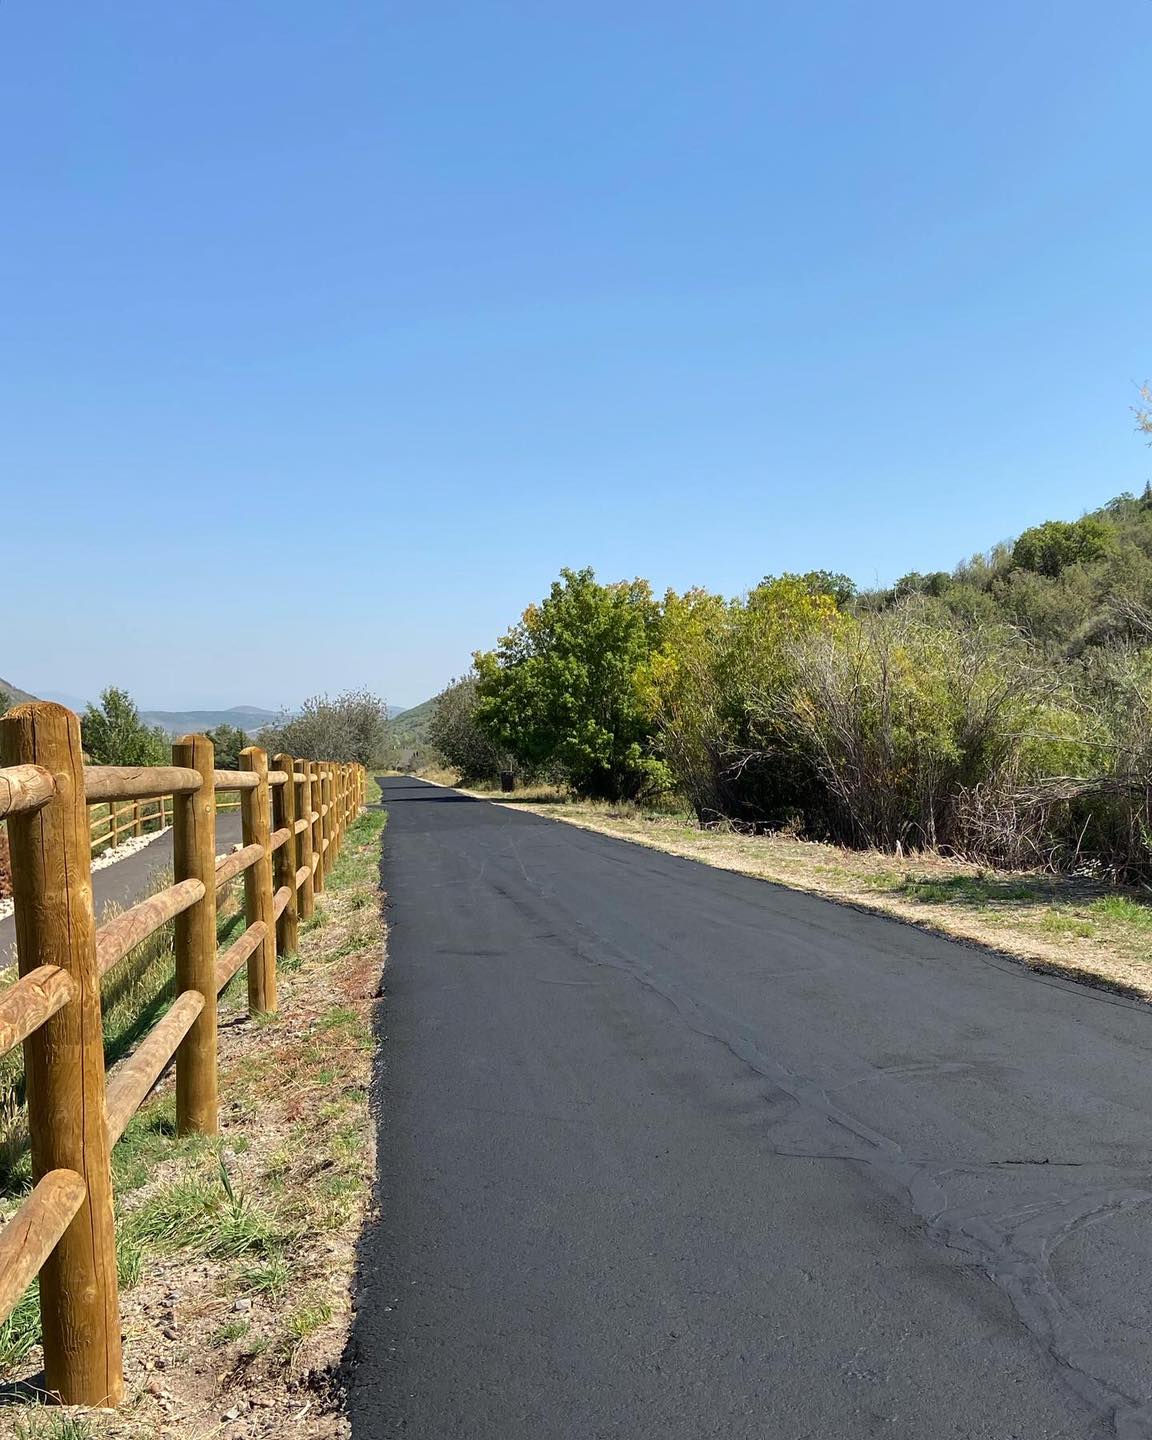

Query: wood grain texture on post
<box><xmin>296</xmin><ymin>758</ymin><xmax>315</xmax><ymax>920</ymax></box>
<box><xmin>312</xmin><ymin>762</ymin><xmax>326</xmax><ymax>893</ymax></box>
<box><xmin>172</xmin><ymin>734</ymin><xmax>218</xmax><ymax>1136</ymax></box>
<box><xmin>239</xmin><ymin>747</ymin><xmax>277</xmax><ymax>1013</ymax></box>
<box><xmin>272</xmin><ymin>752</ymin><xmax>299</xmax><ymax>959</ymax></box>
<box><xmin>0</xmin><ymin>702</ymin><xmax>123</xmax><ymax>1406</ymax></box>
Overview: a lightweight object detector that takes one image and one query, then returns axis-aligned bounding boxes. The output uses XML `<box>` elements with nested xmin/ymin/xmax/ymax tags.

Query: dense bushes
<box><xmin>257</xmin><ymin>689</ymin><xmax>388</xmax><ymax>767</ymax></box>
<box><xmin>443</xmin><ymin>486</ymin><xmax>1152</xmax><ymax>881</ymax></box>
<box><xmin>1011</xmin><ymin>517</ymin><xmax>1113</xmax><ymax>578</ymax></box>
<box><xmin>428</xmin><ymin>673</ymin><xmax>518</xmax><ymax>784</ymax></box>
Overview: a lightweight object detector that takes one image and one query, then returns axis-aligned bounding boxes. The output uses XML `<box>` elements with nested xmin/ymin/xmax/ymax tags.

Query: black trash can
<box><xmin>500</xmin><ymin>771</ymin><xmax>515</xmax><ymax>793</ymax></box>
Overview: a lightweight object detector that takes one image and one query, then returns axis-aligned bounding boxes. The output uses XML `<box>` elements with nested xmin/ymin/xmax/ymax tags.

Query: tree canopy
<box><xmin>474</xmin><ymin>567</ymin><xmax>665</xmax><ymax>801</ymax></box>
<box><xmin>81</xmin><ymin>687</ymin><xmax>168</xmax><ymax>766</ymax></box>
<box><xmin>258</xmin><ymin>689</ymin><xmax>388</xmax><ymax>767</ymax></box>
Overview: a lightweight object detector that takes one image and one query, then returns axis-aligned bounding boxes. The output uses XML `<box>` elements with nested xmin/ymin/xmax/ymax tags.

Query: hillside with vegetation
<box><xmin>138</xmin><ymin>704</ymin><xmax>281</xmax><ymax>735</ymax></box>
<box><xmin>384</xmin><ymin>695</ymin><xmax>440</xmax><ymax>770</ymax></box>
<box><xmin>0</xmin><ymin>677</ymin><xmax>35</xmax><ymax>709</ymax></box>
<box><xmin>388</xmin><ymin>695</ymin><xmax>435</xmax><ymax>746</ymax></box>
<box><xmin>431</xmin><ymin>482</ymin><xmax>1152</xmax><ymax>885</ymax></box>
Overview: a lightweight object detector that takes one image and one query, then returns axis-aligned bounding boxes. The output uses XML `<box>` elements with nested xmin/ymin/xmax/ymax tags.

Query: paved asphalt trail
<box><xmin>0</xmin><ymin>814</ymin><xmax>243</xmax><ymax>969</ymax></box>
<box><xmin>350</xmin><ymin>777</ymin><xmax>1152</xmax><ymax>1439</ymax></box>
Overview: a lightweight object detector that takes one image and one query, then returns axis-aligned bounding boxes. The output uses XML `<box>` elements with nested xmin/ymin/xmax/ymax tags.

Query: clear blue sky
<box><xmin>2</xmin><ymin>1</ymin><xmax>1149</xmax><ymax>711</ymax></box>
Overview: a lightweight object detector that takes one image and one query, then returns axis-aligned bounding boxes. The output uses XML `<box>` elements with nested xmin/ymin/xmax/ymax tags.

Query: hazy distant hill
<box><xmin>1</xmin><ymin>682</ymin><xmax>406</xmax><ymax>741</ymax></box>
<box><xmin>140</xmin><ymin>705</ymin><xmax>283</xmax><ymax>736</ymax></box>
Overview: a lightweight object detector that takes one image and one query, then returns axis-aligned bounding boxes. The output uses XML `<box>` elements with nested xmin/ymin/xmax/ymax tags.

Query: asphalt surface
<box><xmin>350</xmin><ymin>777</ymin><xmax>1152</xmax><ymax>1439</ymax></box>
<box><xmin>0</xmin><ymin>813</ymin><xmax>243</xmax><ymax>970</ymax></box>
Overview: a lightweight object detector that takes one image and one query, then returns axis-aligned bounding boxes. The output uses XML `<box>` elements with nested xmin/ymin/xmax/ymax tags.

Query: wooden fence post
<box><xmin>331</xmin><ymin>765</ymin><xmax>339</xmax><ymax>863</ymax></box>
<box><xmin>272</xmin><ymin>752</ymin><xmax>298</xmax><ymax>959</ymax></box>
<box><xmin>0</xmin><ymin>703</ymin><xmax>123</xmax><ymax>1405</ymax></box>
<box><xmin>173</xmin><ymin>733</ymin><xmax>218</xmax><ymax>1136</ymax></box>
<box><xmin>331</xmin><ymin>767</ymin><xmax>339</xmax><ymax>862</ymax></box>
<box><xmin>296</xmin><ymin>758</ymin><xmax>315</xmax><ymax>920</ymax></box>
<box><xmin>239</xmin><ymin>747</ymin><xmax>277</xmax><ymax>1013</ymax></box>
<box><xmin>321</xmin><ymin>765</ymin><xmax>334</xmax><ymax>876</ymax></box>
<box><xmin>312</xmin><ymin>763</ymin><xmax>326</xmax><ymax>894</ymax></box>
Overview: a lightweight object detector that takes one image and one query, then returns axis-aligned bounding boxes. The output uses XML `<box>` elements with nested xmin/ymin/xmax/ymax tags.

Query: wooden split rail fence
<box><xmin>0</xmin><ymin>702</ymin><xmax>365</xmax><ymax>1407</ymax></box>
<box><xmin>88</xmin><ymin>790</ymin><xmax>241</xmax><ymax>855</ymax></box>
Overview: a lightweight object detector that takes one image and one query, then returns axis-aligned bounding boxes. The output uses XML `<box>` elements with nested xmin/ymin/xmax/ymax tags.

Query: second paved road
<box><xmin>350</xmin><ymin>777</ymin><xmax>1152</xmax><ymax>1439</ymax></box>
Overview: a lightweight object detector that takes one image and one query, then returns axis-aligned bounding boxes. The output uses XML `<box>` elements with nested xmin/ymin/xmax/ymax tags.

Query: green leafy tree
<box><xmin>0</xmin><ymin>689</ymin><xmax>10</xmax><ymax>715</ymax></box>
<box><xmin>1011</xmin><ymin>517</ymin><xmax>1113</xmax><ymax>578</ymax></box>
<box><xmin>81</xmin><ymin>687</ymin><xmax>168</xmax><ymax>766</ymax></box>
<box><xmin>474</xmin><ymin>567</ymin><xmax>664</xmax><ymax>801</ymax></box>
<box><xmin>429</xmin><ymin>673</ymin><xmax>517</xmax><ymax>783</ymax></box>
<box><xmin>205</xmin><ymin>723</ymin><xmax>250</xmax><ymax>770</ymax></box>
<box><xmin>258</xmin><ymin>688</ymin><xmax>388</xmax><ymax>766</ymax></box>
<box><xmin>762</xmin><ymin>570</ymin><xmax>857</xmax><ymax>608</ymax></box>
<box><xmin>892</xmin><ymin>570</ymin><xmax>951</xmax><ymax>601</ymax></box>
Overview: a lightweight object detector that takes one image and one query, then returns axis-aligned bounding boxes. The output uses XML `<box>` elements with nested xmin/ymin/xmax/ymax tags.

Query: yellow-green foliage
<box><xmin>641</xmin><ymin>578</ymin><xmax>845</xmax><ymax>824</ymax></box>
<box><xmin>473</xmin><ymin>505</ymin><xmax>1152</xmax><ymax>877</ymax></box>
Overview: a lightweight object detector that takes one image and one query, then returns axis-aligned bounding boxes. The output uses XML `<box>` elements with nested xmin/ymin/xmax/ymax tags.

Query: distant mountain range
<box><xmin>1</xmin><ymin>678</ymin><xmax>413</xmax><ymax>739</ymax></box>
<box><xmin>138</xmin><ymin>705</ymin><xmax>284</xmax><ymax>736</ymax></box>
<box><xmin>0</xmin><ymin>680</ymin><xmax>283</xmax><ymax>735</ymax></box>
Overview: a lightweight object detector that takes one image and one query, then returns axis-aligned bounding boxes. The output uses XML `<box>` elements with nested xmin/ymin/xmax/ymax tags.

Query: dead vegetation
<box><xmin>0</xmin><ymin>791</ymin><xmax>387</xmax><ymax>1440</ymax></box>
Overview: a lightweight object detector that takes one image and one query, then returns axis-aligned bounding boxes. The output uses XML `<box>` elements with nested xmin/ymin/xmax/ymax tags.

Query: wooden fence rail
<box><xmin>0</xmin><ymin>702</ymin><xmax>365</xmax><ymax>1406</ymax></box>
<box><xmin>86</xmin><ymin>786</ymin><xmax>243</xmax><ymax>857</ymax></box>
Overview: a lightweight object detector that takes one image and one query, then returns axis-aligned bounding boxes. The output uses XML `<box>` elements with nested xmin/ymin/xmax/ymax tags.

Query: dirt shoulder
<box><xmin>451</xmin><ymin>782</ymin><xmax>1152</xmax><ymax>1005</ymax></box>
<box><xmin>1</xmin><ymin>793</ymin><xmax>387</xmax><ymax>1440</ymax></box>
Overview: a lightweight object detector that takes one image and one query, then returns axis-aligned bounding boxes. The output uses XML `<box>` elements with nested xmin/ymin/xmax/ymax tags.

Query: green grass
<box><xmin>1037</xmin><ymin>912</ymin><xmax>1096</xmax><ymax>939</ymax></box>
<box><xmin>324</xmin><ymin>808</ymin><xmax>387</xmax><ymax>889</ymax></box>
<box><xmin>234</xmin><ymin>1253</ymin><xmax>291</xmax><ymax>1300</ymax></box>
<box><xmin>122</xmin><ymin>1157</ymin><xmax>286</xmax><ymax>1262</ymax></box>
<box><xmin>284</xmin><ymin>1300</ymin><xmax>332</xmax><ymax>1344</ymax></box>
<box><xmin>11</xmin><ymin>1414</ymin><xmax>98</xmax><ymax>1440</ymax></box>
<box><xmin>0</xmin><ymin>1281</ymin><xmax>41</xmax><ymax>1372</ymax></box>
<box><xmin>211</xmin><ymin>1318</ymin><xmax>251</xmax><ymax>1347</ymax></box>
<box><xmin>116</xmin><ymin>1228</ymin><xmax>145</xmax><ymax>1289</ymax></box>
<box><xmin>1086</xmin><ymin>894</ymin><xmax>1152</xmax><ymax>928</ymax></box>
<box><xmin>897</xmin><ymin>873</ymin><xmax>1039</xmax><ymax>905</ymax></box>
